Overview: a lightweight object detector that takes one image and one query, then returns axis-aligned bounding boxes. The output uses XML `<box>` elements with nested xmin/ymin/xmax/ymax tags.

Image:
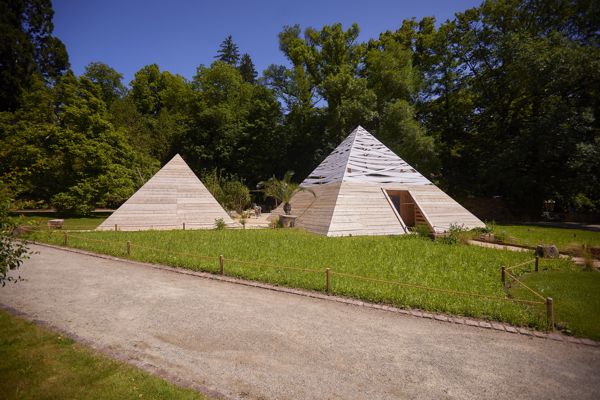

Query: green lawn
<box><xmin>485</xmin><ymin>224</ymin><xmax>600</xmax><ymax>252</ymax></box>
<box><xmin>510</xmin><ymin>270</ymin><xmax>600</xmax><ymax>341</ymax></box>
<box><xmin>12</xmin><ymin>213</ymin><xmax>107</xmax><ymax>231</ymax></box>
<box><xmin>0</xmin><ymin>310</ymin><xmax>206</xmax><ymax>400</ymax></box>
<box><xmin>27</xmin><ymin>228</ymin><xmax>576</xmax><ymax>331</ymax></box>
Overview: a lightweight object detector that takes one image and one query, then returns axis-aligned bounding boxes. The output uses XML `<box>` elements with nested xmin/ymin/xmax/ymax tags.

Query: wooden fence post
<box><xmin>114</xmin><ymin>224</ymin><xmax>117</xmax><ymax>232</ymax></box>
<box><xmin>546</xmin><ymin>297</ymin><xmax>554</xmax><ymax>331</ymax></box>
<box><xmin>126</xmin><ymin>241</ymin><xmax>131</xmax><ymax>256</ymax></box>
<box><xmin>535</xmin><ymin>256</ymin><xmax>539</xmax><ymax>272</ymax></box>
<box><xmin>183</xmin><ymin>222</ymin><xmax>186</xmax><ymax>230</ymax></box>
<box><xmin>219</xmin><ymin>255</ymin><xmax>224</xmax><ymax>275</ymax></box>
<box><xmin>63</xmin><ymin>232</ymin><xmax>68</xmax><ymax>246</ymax></box>
<box><xmin>501</xmin><ymin>266</ymin><xmax>506</xmax><ymax>288</ymax></box>
<box><xmin>326</xmin><ymin>268</ymin><xmax>330</xmax><ymax>293</ymax></box>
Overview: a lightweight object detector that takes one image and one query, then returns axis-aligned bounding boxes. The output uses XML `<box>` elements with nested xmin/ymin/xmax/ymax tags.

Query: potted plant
<box><xmin>257</xmin><ymin>171</ymin><xmax>315</xmax><ymax>220</ymax></box>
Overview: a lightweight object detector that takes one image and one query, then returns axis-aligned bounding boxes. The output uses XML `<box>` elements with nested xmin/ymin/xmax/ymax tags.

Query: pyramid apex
<box><xmin>302</xmin><ymin>125</ymin><xmax>431</xmax><ymax>186</ymax></box>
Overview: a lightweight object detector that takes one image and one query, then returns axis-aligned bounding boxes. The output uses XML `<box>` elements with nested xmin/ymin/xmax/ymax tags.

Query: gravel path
<box><xmin>1</xmin><ymin>244</ymin><xmax>599</xmax><ymax>400</ymax></box>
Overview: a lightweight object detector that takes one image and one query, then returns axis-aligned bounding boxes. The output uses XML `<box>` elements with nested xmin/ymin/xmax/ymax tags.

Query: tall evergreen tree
<box><xmin>215</xmin><ymin>35</ymin><xmax>240</xmax><ymax>66</ymax></box>
<box><xmin>239</xmin><ymin>53</ymin><xmax>257</xmax><ymax>83</ymax></box>
<box><xmin>0</xmin><ymin>0</ymin><xmax>69</xmax><ymax>111</ymax></box>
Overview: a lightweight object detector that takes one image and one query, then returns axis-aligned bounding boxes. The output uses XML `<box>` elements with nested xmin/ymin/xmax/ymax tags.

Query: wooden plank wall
<box><xmin>270</xmin><ymin>183</ymin><xmax>341</xmax><ymax>235</ymax></box>
<box><xmin>405</xmin><ymin>185</ymin><xmax>485</xmax><ymax>233</ymax></box>
<box><xmin>97</xmin><ymin>155</ymin><xmax>236</xmax><ymax>231</ymax></box>
<box><xmin>326</xmin><ymin>182</ymin><xmax>406</xmax><ymax>237</ymax></box>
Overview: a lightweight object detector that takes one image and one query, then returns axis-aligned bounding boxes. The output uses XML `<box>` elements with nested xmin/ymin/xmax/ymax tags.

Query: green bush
<box><xmin>222</xmin><ymin>180</ymin><xmax>251</xmax><ymax>213</ymax></box>
<box><xmin>214</xmin><ymin>218</ymin><xmax>226</xmax><ymax>230</ymax></box>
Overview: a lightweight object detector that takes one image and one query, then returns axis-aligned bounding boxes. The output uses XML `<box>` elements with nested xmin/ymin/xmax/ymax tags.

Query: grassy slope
<box><xmin>511</xmin><ymin>270</ymin><xmax>600</xmax><ymax>341</ymax></box>
<box><xmin>0</xmin><ymin>310</ymin><xmax>206</xmax><ymax>400</ymax></box>
<box><xmin>29</xmin><ymin>228</ymin><xmax>575</xmax><ymax>330</ymax></box>
<box><xmin>489</xmin><ymin>224</ymin><xmax>600</xmax><ymax>250</ymax></box>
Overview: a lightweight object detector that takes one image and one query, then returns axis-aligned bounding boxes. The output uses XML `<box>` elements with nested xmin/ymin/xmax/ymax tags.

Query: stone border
<box><xmin>26</xmin><ymin>241</ymin><xmax>600</xmax><ymax>348</ymax></box>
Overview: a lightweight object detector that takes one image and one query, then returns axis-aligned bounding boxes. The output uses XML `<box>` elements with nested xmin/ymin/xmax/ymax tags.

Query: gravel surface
<box><xmin>1</xmin><ymin>244</ymin><xmax>599</xmax><ymax>400</ymax></box>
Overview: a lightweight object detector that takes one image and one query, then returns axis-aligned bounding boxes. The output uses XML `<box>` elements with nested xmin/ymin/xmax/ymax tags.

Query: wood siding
<box><xmin>97</xmin><ymin>155</ymin><xmax>236</xmax><ymax>231</ymax></box>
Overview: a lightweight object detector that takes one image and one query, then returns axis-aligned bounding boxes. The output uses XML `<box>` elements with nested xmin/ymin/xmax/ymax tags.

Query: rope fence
<box><xmin>24</xmin><ymin>228</ymin><xmax>556</xmax><ymax>328</ymax></box>
<box><xmin>501</xmin><ymin>255</ymin><xmax>555</xmax><ymax>329</ymax></box>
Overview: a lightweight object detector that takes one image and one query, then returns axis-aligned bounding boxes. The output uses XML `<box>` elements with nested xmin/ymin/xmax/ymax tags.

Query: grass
<box><xmin>12</xmin><ymin>212</ymin><xmax>107</xmax><ymax>231</ymax></box>
<box><xmin>0</xmin><ymin>310</ymin><xmax>206</xmax><ymax>400</ymax></box>
<box><xmin>27</xmin><ymin>228</ymin><xmax>577</xmax><ymax>332</ymax></box>
<box><xmin>481</xmin><ymin>224</ymin><xmax>600</xmax><ymax>252</ymax></box>
<box><xmin>510</xmin><ymin>269</ymin><xmax>600</xmax><ymax>341</ymax></box>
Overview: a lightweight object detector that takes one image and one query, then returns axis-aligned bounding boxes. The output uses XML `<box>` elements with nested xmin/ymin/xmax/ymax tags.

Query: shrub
<box><xmin>412</xmin><ymin>224</ymin><xmax>432</xmax><ymax>239</ymax></box>
<box><xmin>222</xmin><ymin>180</ymin><xmax>251</xmax><ymax>213</ymax></box>
<box><xmin>0</xmin><ymin>184</ymin><xmax>30</xmax><ymax>285</ymax></box>
<box><xmin>437</xmin><ymin>223</ymin><xmax>467</xmax><ymax>245</ymax></box>
<box><xmin>214</xmin><ymin>218</ymin><xmax>226</xmax><ymax>230</ymax></box>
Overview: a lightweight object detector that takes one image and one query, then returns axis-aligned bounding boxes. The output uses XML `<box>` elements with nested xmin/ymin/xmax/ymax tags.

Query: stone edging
<box><xmin>27</xmin><ymin>241</ymin><xmax>600</xmax><ymax>348</ymax></box>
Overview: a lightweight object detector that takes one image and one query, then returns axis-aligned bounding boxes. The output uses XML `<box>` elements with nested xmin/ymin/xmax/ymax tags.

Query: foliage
<box><xmin>0</xmin><ymin>0</ymin><xmax>69</xmax><ymax>111</ymax></box>
<box><xmin>0</xmin><ymin>73</ymin><xmax>159</xmax><ymax>215</ymax></box>
<box><xmin>222</xmin><ymin>180</ymin><xmax>251</xmax><ymax>213</ymax></box>
<box><xmin>412</xmin><ymin>224</ymin><xmax>432</xmax><ymax>239</ymax></box>
<box><xmin>436</xmin><ymin>224</ymin><xmax>468</xmax><ymax>245</ymax></box>
<box><xmin>201</xmin><ymin>169</ymin><xmax>251</xmax><ymax>213</ymax></box>
<box><xmin>239</xmin><ymin>53</ymin><xmax>257</xmax><ymax>83</ymax></box>
<box><xmin>214</xmin><ymin>218</ymin><xmax>226</xmax><ymax>230</ymax></box>
<box><xmin>0</xmin><ymin>310</ymin><xmax>206</xmax><ymax>399</ymax></box>
<box><xmin>83</xmin><ymin>61</ymin><xmax>127</xmax><ymax>105</ymax></box>
<box><xmin>1</xmin><ymin>0</ymin><xmax>599</xmax><ymax>219</ymax></box>
<box><xmin>257</xmin><ymin>171</ymin><xmax>315</xmax><ymax>215</ymax></box>
<box><xmin>0</xmin><ymin>183</ymin><xmax>30</xmax><ymax>286</ymax></box>
<box><xmin>215</xmin><ymin>35</ymin><xmax>240</xmax><ymax>65</ymax></box>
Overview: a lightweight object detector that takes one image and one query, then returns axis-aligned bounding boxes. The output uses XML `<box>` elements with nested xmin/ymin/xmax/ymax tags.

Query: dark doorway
<box><xmin>386</xmin><ymin>190</ymin><xmax>416</xmax><ymax>227</ymax></box>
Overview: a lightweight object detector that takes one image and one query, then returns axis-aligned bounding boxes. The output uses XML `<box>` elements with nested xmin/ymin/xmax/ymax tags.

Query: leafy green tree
<box><xmin>215</xmin><ymin>35</ymin><xmax>240</xmax><ymax>66</ymax></box>
<box><xmin>127</xmin><ymin>64</ymin><xmax>193</xmax><ymax>162</ymax></box>
<box><xmin>83</xmin><ymin>62</ymin><xmax>127</xmax><ymax>105</ymax></box>
<box><xmin>0</xmin><ymin>182</ymin><xmax>30</xmax><ymax>286</ymax></box>
<box><xmin>183</xmin><ymin>61</ymin><xmax>282</xmax><ymax>186</ymax></box>
<box><xmin>0</xmin><ymin>73</ymin><xmax>158</xmax><ymax>215</ymax></box>
<box><xmin>0</xmin><ymin>0</ymin><xmax>69</xmax><ymax>111</ymax></box>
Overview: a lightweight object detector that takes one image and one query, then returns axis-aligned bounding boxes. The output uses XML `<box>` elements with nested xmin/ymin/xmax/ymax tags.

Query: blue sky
<box><xmin>53</xmin><ymin>0</ymin><xmax>481</xmax><ymax>86</ymax></box>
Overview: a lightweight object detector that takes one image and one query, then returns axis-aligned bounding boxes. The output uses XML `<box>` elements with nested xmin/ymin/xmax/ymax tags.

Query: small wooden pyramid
<box><xmin>97</xmin><ymin>154</ymin><xmax>236</xmax><ymax>231</ymax></box>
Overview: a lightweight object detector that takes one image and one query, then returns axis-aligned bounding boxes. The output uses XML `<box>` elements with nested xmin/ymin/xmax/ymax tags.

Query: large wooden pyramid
<box><xmin>271</xmin><ymin>126</ymin><xmax>484</xmax><ymax>236</ymax></box>
<box><xmin>97</xmin><ymin>154</ymin><xmax>236</xmax><ymax>231</ymax></box>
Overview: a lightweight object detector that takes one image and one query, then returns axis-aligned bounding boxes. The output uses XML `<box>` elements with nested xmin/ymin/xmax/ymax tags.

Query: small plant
<box><xmin>268</xmin><ymin>216</ymin><xmax>282</xmax><ymax>229</ymax></box>
<box><xmin>437</xmin><ymin>223</ymin><xmax>467</xmax><ymax>245</ymax></box>
<box><xmin>239</xmin><ymin>210</ymin><xmax>252</xmax><ymax>229</ymax></box>
<box><xmin>214</xmin><ymin>218</ymin><xmax>226</xmax><ymax>230</ymax></box>
<box><xmin>575</xmin><ymin>244</ymin><xmax>595</xmax><ymax>272</ymax></box>
<box><xmin>412</xmin><ymin>224</ymin><xmax>432</xmax><ymax>239</ymax></box>
<box><xmin>257</xmin><ymin>171</ymin><xmax>315</xmax><ymax>215</ymax></box>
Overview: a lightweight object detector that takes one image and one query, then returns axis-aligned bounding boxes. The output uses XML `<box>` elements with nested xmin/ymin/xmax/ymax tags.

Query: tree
<box><xmin>182</xmin><ymin>61</ymin><xmax>283</xmax><ymax>186</ymax></box>
<box><xmin>0</xmin><ymin>0</ymin><xmax>69</xmax><ymax>111</ymax></box>
<box><xmin>0</xmin><ymin>73</ymin><xmax>159</xmax><ymax>214</ymax></box>
<box><xmin>215</xmin><ymin>35</ymin><xmax>240</xmax><ymax>66</ymax></box>
<box><xmin>83</xmin><ymin>62</ymin><xmax>127</xmax><ymax>105</ymax></box>
<box><xmin>257</xmin><ymin>171</ymin><xmax>315</xmax><ymax>215</ymax></box>
<box><xmin>0</xmin><ymin>180</ymin><xmax>30</xmax><ymax>286</ymax></box>
<box><xmin>239</xmin><ymin>53</ymin><xmax>257</xmax><ymax>83</ymax></box>
<box><xmin>127</xmin><ymin>64</ymin><xmax>194</xmax><ymax>162</ymax></box>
